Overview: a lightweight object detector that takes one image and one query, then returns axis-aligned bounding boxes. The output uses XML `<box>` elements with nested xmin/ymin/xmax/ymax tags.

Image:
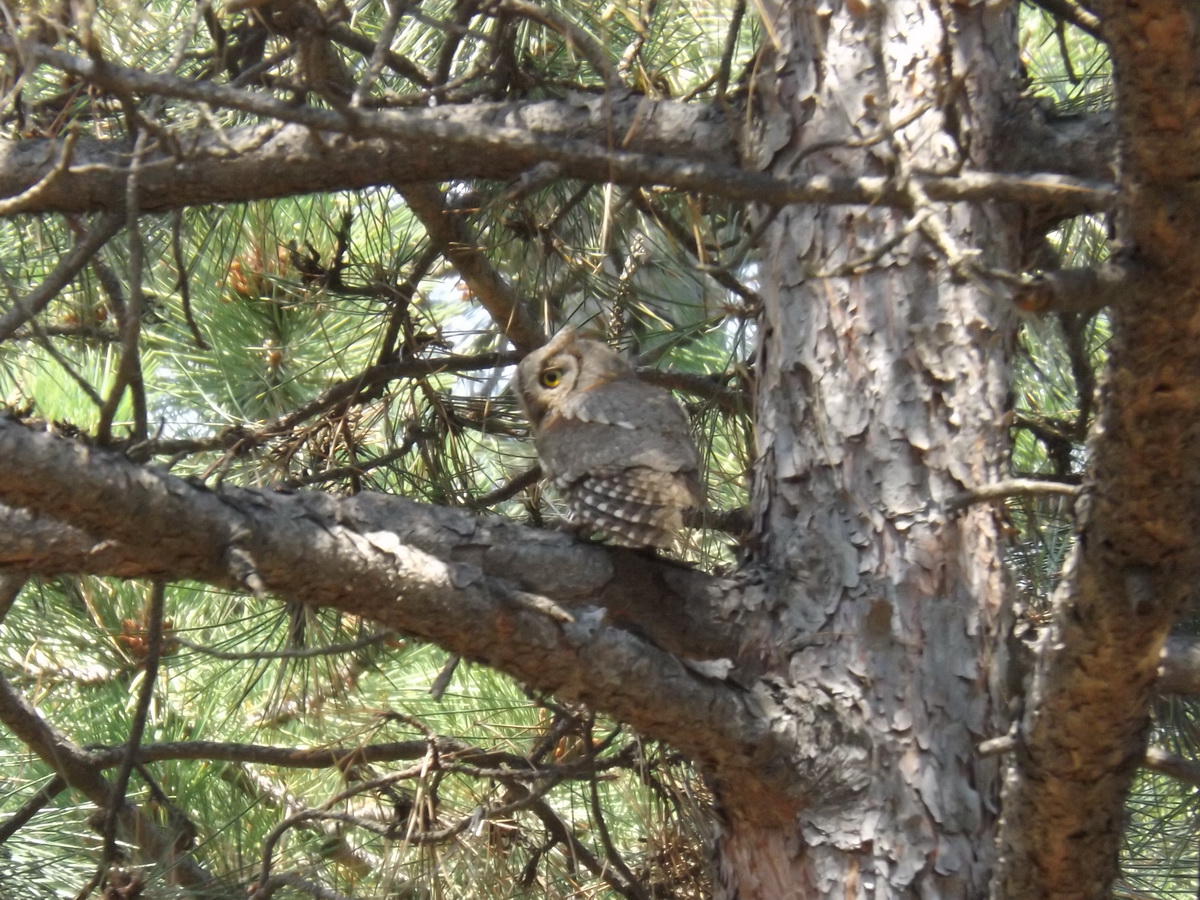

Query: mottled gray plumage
<box><xmin>515</xmin><ymin>327</ymin><xmax>702</xmax><ymax>549</ymax></box>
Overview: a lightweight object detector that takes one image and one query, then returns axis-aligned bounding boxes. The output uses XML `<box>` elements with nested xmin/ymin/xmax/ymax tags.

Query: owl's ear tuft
<box><xmin>541</xmin><ymin>326</ymin><xmax>577</xmax><ymax>355</ymax></box>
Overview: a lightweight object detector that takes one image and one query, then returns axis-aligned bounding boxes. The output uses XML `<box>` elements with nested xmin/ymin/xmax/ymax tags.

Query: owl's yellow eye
<box><xmin>540</xmin><ymin>368</ymin><xmax>562</xmax><ymax>388</ymax></box>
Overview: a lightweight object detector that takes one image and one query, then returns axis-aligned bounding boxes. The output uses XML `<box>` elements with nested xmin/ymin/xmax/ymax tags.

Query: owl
<box><xmin>515</xmin><ymin>327</ymin><xmax>702</xmax><ymax>549</ymax></box>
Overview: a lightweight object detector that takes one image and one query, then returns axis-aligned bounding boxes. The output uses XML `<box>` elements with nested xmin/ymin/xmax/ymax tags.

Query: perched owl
<box><xmin>515</xmin><ymin>327</ymin><xmax>702</xmax><ymax>549</ymax></box>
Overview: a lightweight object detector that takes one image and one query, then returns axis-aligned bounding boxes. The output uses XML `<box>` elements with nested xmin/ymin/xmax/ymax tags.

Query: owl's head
<box><xmin>514</xmin><ymin>326</ymin><xmax>633</xmax><ymax>426</ymax></box>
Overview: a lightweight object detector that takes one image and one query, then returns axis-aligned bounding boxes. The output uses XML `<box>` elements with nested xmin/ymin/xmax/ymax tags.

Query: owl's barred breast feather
<box><xmin>556</xmin><ymin>469</ymin><xmax>697</xmax><ymax>549</ymax></box>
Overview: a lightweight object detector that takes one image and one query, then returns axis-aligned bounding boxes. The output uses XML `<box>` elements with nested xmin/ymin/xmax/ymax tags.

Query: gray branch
<box><xmin>0</xmin><ymin>419</ymin><xmax>856</xmax><ymax>822</ymax></box>
<box><xmin>0</xmin><ymin>40</ymin><xmax>1115</xmax><ymax>217</ymax></box>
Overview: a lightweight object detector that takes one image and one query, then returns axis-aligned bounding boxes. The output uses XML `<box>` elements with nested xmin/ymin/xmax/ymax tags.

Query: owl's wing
<box><xmin>539</xmin><ymin>394</ymin><xmax>697</xmax><ymax>476</ymax></box>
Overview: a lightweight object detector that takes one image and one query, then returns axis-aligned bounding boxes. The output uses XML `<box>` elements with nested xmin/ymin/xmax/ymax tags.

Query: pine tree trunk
<box><xmin>717</xmin><ymin>4</ymin><xmax>1022</xmax><ymax>897</ymax></box>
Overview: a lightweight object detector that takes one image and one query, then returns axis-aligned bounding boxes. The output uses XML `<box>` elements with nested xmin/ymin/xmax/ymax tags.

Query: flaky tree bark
<box><xmin>712</xmin><ymin>4</ymin><xmax>1019</xmax><ymax>898</ymax></box>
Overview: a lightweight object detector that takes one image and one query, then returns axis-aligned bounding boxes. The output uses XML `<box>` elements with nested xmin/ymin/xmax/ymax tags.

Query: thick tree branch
<box><xmin>996</xmin><ymin>102</ymin><xmax>1116</xmax><ymax>184</ymax></box>
<box><xmin>0</xmin><ymin>40</ymin><xmax>1114</xmax><ymax>217</ymax></box>
<box><xmin>1143</xmin><ymin>745</ymin><xmax>1200</xmax><ymax>788</ymax></box>
<box><xmin>996</xmin><ymin>7</ymin><xmax>1200</xmax><ymax>897</ymax></box>
<box><xmin>0</xmin><ymin>419</ymin><xmax>852</xmax><ymax>822</ymax></box>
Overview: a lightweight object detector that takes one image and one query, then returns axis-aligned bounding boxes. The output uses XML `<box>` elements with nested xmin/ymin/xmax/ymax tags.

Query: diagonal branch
<box><xmin>0</xmin><ymin>212</ymin><xmax>123</xmax><ymax>343</ymax></box>
<box><xmin>0</xmin><ymin>672</ymin><xmax>214</xmax><ymax>887</ymax></box>
<box><xmin>400</xmin><ymin>183</ymin><xmax>544</xmax><ymax>353</ymax></box>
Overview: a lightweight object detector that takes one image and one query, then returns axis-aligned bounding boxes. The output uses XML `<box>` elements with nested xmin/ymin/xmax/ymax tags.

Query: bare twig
<box><xmin>429</xmin><ymin>654</ymin><xmax>461</xmax><ymax>700</ymax></box>
<box><xmin>85</xmin><ymin>736</ymin><xmax>533</xmax><ymax>772</ymax></box>
<box><xmin>714</xmin><ymin>0</ymin><xmax>746</xmax><ymax>103</ymax></box>
<box><xmin>946</xmin><ymin>478</ymin><xmax>1080</xmax><ymax>512</ymax></box>
<box><xmin>495</xmin><ymin>0</ymin><xmax>619</xmax><ymax>90</ymax></box>
<box><xmin>0</xmin><ymin>775</ymin><xmax>66</xmax><ymax>844</ymax></box>
<box><xmin>1027</xmin><ymin>0</ymin><xmax>1103</xmax><ymax>41</ymax></box>
<box><xmin>330</xmin><ymin>22</ymin><xmax>431</xmax><ymax>87</ymax></box>
<box><xmin>97</xmin><ymin>128</ymin><xmax>151</xmax><ymax>444</ymax></box>
<box><xmin>277</xmin><ymin>440</ymin><xmax>425</xmax><ymax>488</ymax></box>
<box><xmin>0</xmin><ymin>672</ymin><xmax>214</xmax><ymax>887</ymax></box>
<box><xmin>123</xmin><ymin>351</ymin><xmax>519</xmax><ymax>461</ymax></box>
<box><xmin>25</xmin><ymin>319</ymin><xmax>105</xmax><ymax>406</ymax></box>
<box><xmin>473</xmin><ymin>464</ymin><xmax>542</xmax><ymax>507</ymax></box>
<box><xmin>100</xmin><ymin>582</ymin><xmax>167</xmax><ymax>869</ymax></box>
<box><xmin>253</xmin><ymin>873</ymin><xmax>353</xmax><ymax>900</ymax></box>
<box><xmin>377</xmin><ymin>243</ymin><xmax>442</xmax><ymax>363</ymax></box>
<box><xmin>350</xmin><ymin>0</ymin><xmax>409</xmax><ymax>108</ymax></box>
<box><xmin>170</xmin><ymin>210</ymin><xmax>208</xmax><ymax>349</ymax></box>
<box><xmin>587</xmin><ymin>735</ymin><xmax>652</xmax><ymax>900</ymax></box>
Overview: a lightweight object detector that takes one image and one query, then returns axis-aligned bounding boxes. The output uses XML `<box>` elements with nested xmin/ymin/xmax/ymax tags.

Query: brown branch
<box><xmin>400</xmin><ymin>183</ymin><xmax>544</xmax><ymax>353</ymax></box>
<box><xmin>330</xmin><ymin>23</ymin><xmax>431</xmax><ymax>89</ymax></box>
<box><xmin>377</xmin><ymin>243</ymin><xmax>442</xmax><ymax>363</ymax></box>
<box><xmin>1158</xmin><ymin>632</ymin><xmax>1200</xmax><ymax>695</ymax></box>
<box><xmin>1143</xmin><ymin>746</ymin><xmax>1200</xmax><ymax>788</ymax></box>
<box><xmin>587</xmin><ymin>745</ymin><xmax>651</xmax><ymax>900</ymax></box>
<box><xmin>85</xmin><ymin>736</ymin><xmax>535</xmax><ymax>772</ymax></box>
<box><xmin>638</xmin><ymin>367</ymin><xmax>748</xmax><ymax>415</ymax></box>
<box><xmin>946</xmin><ymin>478</ymin><xmax>1080</xmax><ymax>512</ymax></box>
<box><xmin>1012</xmin><ymin>263</ymin><xmax>1139</xmax><ymax>315</ymax></box>
<box><xmin>101</xmin><ymin>581</ymin><xmax>167</xmax><ymax>868</ymax></box>
<box><xmin>10</xmin><ymin>323</ymin><xmax>120</xmax><ymax>342</ymax></box>
<box><xmin>24</xmin><ymin>321</ymin><xmax>105</xmax><ymax>407</ymax></box>
<box><xmin>0</xmin><ymin>672</ymin><xmax>214</xmax><ymax>887</ymax></box>
<box><xmin>170</xmin><ymin>209</ymin><xmax>208</xmax><ymax>349</ymax></box>
<box><xmin>0</xmin><ymin>40</ymin><xmax>1114</xmax><ymax>217</ymax></box>
<box><xmin>253</xmin><ymin>873</ymin><xmax>353</xmax><ymax>900</ymax></box>
<box><xmin>123</xmin><ymin>350</ymin><xmax>519</xmax><ymax>460</ymax></box>
<box><xmin>0</xmin><ymin>125</ymin><xmax>79</xmax><ymax>216</ymax></box>
<box><xmin>503</xmin><ymin>780</ymin><xmax>633</xmax><ymax>896</ymax></box>
<box><xmin>0</xmin><ymin>775</ymin><xmax>66</xmax><ymax>844</ymax></box>
<box><xmin>176</xmin><ymin>630</ymin><xmax>394</xmax><ymax>661</ymax></box>
<box><xmin>97</xmin><ymin>130</ymin><xmax>152</xmax><ymax>444</ymax></box>
<box><xmin>473</xmin><ymin>464</ymin><xmax>542</xmax><ymax>507</ymax></box>
<box><xmin>0</xmin><ymin>573</ymin><xmax>25</xmax><ymax>626</ymax></box>
<box><xmin>495</xmin><ymin>0</ymin><xmax>619</xmax><ymax>90</ymax></box>
<box><xmin>683</xmin><ymin>505</ymin><xmax>751</xmax><ymax>538</ymax></box>
<box><xmin>1027</xmin><ymin>0</ymin><xmax>1104</xmax><ymax>41</ymax></box>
